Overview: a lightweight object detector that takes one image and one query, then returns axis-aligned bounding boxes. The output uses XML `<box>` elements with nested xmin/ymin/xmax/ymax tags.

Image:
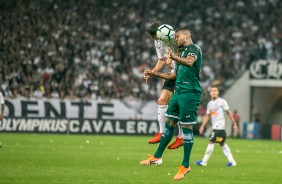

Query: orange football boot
<box><xmin>167</xmin><ymin>137</ymin><xmax>184</xmax><ymax>149</ymax></box>
<box><xmin>173</xmin><ymin>165</ymin><xmax>190</xmax><ymax>181</ymax></box>
<box><xmin>140</xmin><ymin>154</ymin><xmax>162</xmax><ymax>166</ymax></box>
<box><xmin>148</xmin><ymin>133</ymin><xmax>162</xmax><ymax>144</ymax></box>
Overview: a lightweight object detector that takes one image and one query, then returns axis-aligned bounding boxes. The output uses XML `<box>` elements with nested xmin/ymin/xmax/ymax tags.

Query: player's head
<box><xmin>210</xmin><ymin>86</ymin><xmax>219</xmax><ymax>100</ymax></box>
<box><xmin>146</xmin><ymin>21</ymin><xmax>162</xmax><ymax>40</ymax></box>
<box><xmin>174</xmin><ymin>28</ymin><xmax>192</xmax><ymax>47</ymax></box>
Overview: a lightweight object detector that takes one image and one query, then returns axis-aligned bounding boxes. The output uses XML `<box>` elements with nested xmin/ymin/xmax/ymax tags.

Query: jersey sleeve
<box><xmin>181</xmin><ymin>44</ymin><xmax>200</xmax><ymax>60</ymax></box>
<box><xmin>206</xmin><ymin>101</ymin><xmax>211</xmax><ymax>114</ymax></box>
<box><xmin>221</xmin><ymin>99</ymin><xmax>229</xmax><ymax>111</ymax></box>
<box><xmin>155</xmin><ymin>40</ymin><xmax>167</xmax><ymax>59</ymax></box>
<box><xmin>187</xmin><ymin>44</ymin><xmax>200</xmax><ymax>60</ymax></box>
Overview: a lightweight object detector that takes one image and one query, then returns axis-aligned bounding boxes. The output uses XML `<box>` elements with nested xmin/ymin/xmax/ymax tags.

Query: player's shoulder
<box><xmin>183</xmin><ymin>44</ymin><xmax>201</xmax><ymax>53</ymax></box>
<box><xmin>155</xmin><ymin>40</ymin><xmax>166</xmax><ymax>48</ymax></box>
<box><xmin>207</xmin><ymin>100</ymin><xmax>213</xmax><ymax>106</ymax></box>
<box><xmin>168</xmin><ymin>39</ymin><xmax>177</xmax><ymax>47</ymax></box>
<box><xmin>217</xmin><ymin>97</ymin><xmax>228</xmax><ymax>104</ymax></box>
<box><xmin>217</xmin><ymin>97</ymin><xmax>225</xmax><ymax>101</ymax></box>
<box><xmin>0</xmin><ymin>91</ymin><xmax>4</xmax><ymax>100</ymax></box>
<box><xmin>189</xmin><ymin>44</ymin><xmax>201</xmax><ymax>51</ymax></box>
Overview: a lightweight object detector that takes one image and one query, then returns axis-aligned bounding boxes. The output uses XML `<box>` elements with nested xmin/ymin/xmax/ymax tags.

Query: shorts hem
<box><xmin>165</xmin><ymin>114</ymin><xmax>179</xmax><ymax>119</ymax></box>
<box><xmin>179</xmin><ymin>121</ymin><xmax>197</xmax><ymax>125</ymax></box>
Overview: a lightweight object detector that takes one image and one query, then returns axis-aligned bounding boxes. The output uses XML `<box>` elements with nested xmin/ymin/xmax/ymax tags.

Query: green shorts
<box><xmin>165</xmin><ymin>89</ymin><xmax>201</xmax><ymax>125</ymax></box>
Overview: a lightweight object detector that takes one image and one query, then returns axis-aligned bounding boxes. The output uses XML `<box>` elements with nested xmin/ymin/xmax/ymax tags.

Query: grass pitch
<box><xmin>0</xmin><ymin>133</ymin><xmax>281</xmax><ymax>184</ymax></box>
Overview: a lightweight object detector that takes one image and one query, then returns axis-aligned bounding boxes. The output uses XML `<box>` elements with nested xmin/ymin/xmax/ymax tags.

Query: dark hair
<box><xmin>146</xmin><ymin>21</ymin><xmax>162</xmax><ymax>36</ymax></box>
<box><xmin>210</xmin><ymin>85</ymin><xmax>219</xmax><ymax>90</ymax></box>
<box><xmin>175</xmin><ymin>27</ymin><xmax>191</xmax><ymax>36</ymax></box>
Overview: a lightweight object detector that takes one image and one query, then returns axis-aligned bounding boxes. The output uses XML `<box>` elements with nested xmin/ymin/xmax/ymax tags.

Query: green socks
<box><xmin>154</xmin><ymin>122</ymin><xmax>175</xmax><ymax>158</ymax></box>
<box><xmin>182</xmin><ymin>127</ymin><xmax>194</xmax><ymax>168</ymax></box>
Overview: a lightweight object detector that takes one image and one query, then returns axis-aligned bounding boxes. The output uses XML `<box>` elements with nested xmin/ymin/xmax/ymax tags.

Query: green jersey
<box><xmin>175</xmin><ymin>44</ymin><xmax>202</xmax><ymax>92</ymax></box>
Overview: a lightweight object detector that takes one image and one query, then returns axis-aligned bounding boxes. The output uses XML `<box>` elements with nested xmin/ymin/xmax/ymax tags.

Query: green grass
<box><xmin>0</xmin><ymin>133</ymin><xmax>282</xmax><ymax>184</ymax></box>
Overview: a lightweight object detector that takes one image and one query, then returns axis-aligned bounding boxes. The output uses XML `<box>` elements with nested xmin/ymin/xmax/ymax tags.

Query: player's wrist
<box><xmin>170</xmin><ymin>52</ymin><xmax>175</xmax><ymax>58</ymax></box>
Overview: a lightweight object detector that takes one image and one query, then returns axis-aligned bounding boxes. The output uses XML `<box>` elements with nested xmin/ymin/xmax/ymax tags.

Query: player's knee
<box><xmin>166</xmin><ymin>119</ymin><xmax>176</xmax><ymax>127</ymax></box>
<box><xmin>206</xmin><ymin>148</ymin><xmax>213</xmax><ymax>154</ymax></box>
<box><xmin>220</xmin><ymin>142</ymin><xmax>226</xmax><ymax>147</ymax></box>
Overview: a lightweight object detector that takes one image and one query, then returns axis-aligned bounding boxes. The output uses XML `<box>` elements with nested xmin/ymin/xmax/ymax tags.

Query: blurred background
<box><xmin>0</xmin><ymin>0</ymin><xmax>282</xmax><ymax>140</ymax></box>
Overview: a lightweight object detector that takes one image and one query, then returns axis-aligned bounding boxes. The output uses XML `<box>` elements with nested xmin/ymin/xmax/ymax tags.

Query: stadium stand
<box><xmin>0</xmin><ymin>0</ymin><xmax>281</xmax><ymax>104</ymax></box>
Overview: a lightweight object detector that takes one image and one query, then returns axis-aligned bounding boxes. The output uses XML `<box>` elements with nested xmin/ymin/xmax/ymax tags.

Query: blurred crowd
<box><xmin>0</xmin><ymin>0</ymin><xmax>281</xmax><ymax>103</ymax></box>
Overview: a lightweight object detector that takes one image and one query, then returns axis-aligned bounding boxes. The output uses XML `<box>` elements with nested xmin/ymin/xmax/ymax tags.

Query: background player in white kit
<box><xmin>0</xmin><ymin>91</ymin><xmax>5</xmax><ymax>121</ymax></box>
<box><xmin>195</xmin><ymin>86</ymin><xmax>238</xmax><ymax>166</ymax></box>
<box><xmin>144</xmin><ymin>21</ymin><xmax>184</xmax><ymax>149</ymax></box>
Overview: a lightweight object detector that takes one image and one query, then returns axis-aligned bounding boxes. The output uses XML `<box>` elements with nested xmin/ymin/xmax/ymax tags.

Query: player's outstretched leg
<box><xmin>154</xmin><ymin>122</ymin><xmax>175</xmax><ymax>157</ymax></box>
<box><xmin>141</xmin><ymin>122</ymin><xmax>175</xmax><ymax>166</ymax></box>
<box><xmin>221</xmin><ymin>144</ymin><xmax>237</xmax><ymax>166</ymax></box>
<box><xmin>168</xmin><ymin>123</ymin><xmax>184</xmax><ymax>149</ymax></box>
<box><xmin>195</xmin><ymin>143</ymin><xmax>214</xmax><ymax>166</ymax></box>
<box><xmin>148</xmin><ymin>105</ymin><xmax>167</xmax><ymax>144</ymax></box>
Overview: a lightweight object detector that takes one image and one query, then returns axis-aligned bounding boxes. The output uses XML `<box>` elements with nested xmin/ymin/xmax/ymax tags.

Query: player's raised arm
<box><xmin>144</xmin><ymin>69</ymin><xmax>176</xmax><ymax>80</ymax></box>
<box><xmin>167</xmin><ymin>47</ymin><xmax>196</xmax><ymax>67</ymax></box>
<box><xmin>171</xmin><ymin>54</ymin><xmax>196</xmax><ymax>67</ymax></box>
<box><xmin>152</xmin><ymin>58</ymin><xmax>166</xmax><ymax>72</ymax></box>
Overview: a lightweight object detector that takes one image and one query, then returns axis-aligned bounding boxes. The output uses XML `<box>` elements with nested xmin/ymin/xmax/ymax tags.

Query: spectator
<box><xmin>0</xmin><ymin>90</ymin><xmax>5</xmax><ymax>121</ymax></box>
<box><xmin>232</xmin><ymin>110</ymin><xmax>241</xmax><ymax>137</ymax></box>
<box><xmin>0</xmin><ymin>0</ymin><xmax>281</xmax><ymax>101</ymax></box>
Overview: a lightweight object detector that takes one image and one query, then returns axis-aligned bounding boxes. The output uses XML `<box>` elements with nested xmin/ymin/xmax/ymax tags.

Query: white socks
<box><xmin>157</xmin><ymin>105</ymin><xmax>183</xmax><ymax>138</ymax></box>
<box><xmin>221</xmin><ymin>144</ymin><xmax>236</xmax><ymax>164</ymax></box>
<box><xmin>201</xmin><ymin>143</ymin><xmax>236</xmax><ymax>166</ymax></box>
<box><xmin>177</xmin><ymin>123</ymin><xmax>184</xmax><ymax>138</ymax></box>
<box><xmin>202</xmin><ymin>143</ymin><xmax>215</xmax><ymax>164</ymax></box>
<box><xmin>158</xmin><ymin>105</ymin><xmax>168</xmax><ymax>133</ymax></box>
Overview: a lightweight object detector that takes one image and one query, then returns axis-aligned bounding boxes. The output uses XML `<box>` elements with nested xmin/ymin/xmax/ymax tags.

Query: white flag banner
<box><xmin>4</xmin><ymin>98</ymin><xmax>158</xmax><ymax>120</ymax></box>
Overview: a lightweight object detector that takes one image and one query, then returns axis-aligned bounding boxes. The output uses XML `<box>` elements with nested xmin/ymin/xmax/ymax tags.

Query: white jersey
<box><xmin>0</xmin><ymin>92</ymin><xmax>4</xmax><ymax>105</ymax></box>
<box><xmin>0</xmin><ymin>91</ymin><xmax>4</xmax><ymax>117</ymax></box>
<box><xmin>206</xmin><ymin>97</ymin><xmax>229</xmax><ymax>130</ymax></box>
<box><xmin>154</xmin><ymin>39</ymin><xmax>178</xmax><ymax>73</ymax></box>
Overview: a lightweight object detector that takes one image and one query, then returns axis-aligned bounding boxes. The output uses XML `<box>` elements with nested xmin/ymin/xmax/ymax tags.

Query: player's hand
<box><xmin>166</xmin><ymin>47</ymin><xmax>173</xmax><ymax>59</ymax></box>
<box><xmin>199</xmin><ymin>126</ymin><xmax>204</xmax><ymax>135</ymax></box>
<box><xmin>144</xmin><ymin>70</ymin><xmax>152</xmax><ymax>77</ymax></box>
<box><xmin>0</xmin><ymin>114</ymin><xmax>3</xmax><ymax>121</ymax></box>
<box><xmin>144</xmin><ymin>70</ymin><xmax>153</xmax><ymax>82</ymax></box>
<box><xmin>166</xmin><ymin>57</ymin><xmax>174</xmax><ymax>69</ymax></box>
<box><xmin>143</xmin><ymin>73</ymin><xmax>150</xmax><ymax>81</ymax></box>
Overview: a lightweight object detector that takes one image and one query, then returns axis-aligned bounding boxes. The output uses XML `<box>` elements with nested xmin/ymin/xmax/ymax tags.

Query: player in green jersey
<box><xmin>140</xmin><ymin>28</ymin><xmax>202</xmax><ymax>181</ymax></box>
<box><xmin>145</xmin><ymin>21</ymin><xmax>184</xmax><ymax>149</ymax></box>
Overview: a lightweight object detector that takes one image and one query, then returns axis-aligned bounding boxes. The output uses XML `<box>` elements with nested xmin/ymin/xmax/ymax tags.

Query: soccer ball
<box><xmin>156</xmin><ymin>24</ymin><xmax>175</xmax><ymax>43</ymax></box>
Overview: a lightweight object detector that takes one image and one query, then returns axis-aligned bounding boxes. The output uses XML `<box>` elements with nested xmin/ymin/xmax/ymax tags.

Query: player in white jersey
<box><xmin>195</xmin><ymin>86</ymin><xmax>238</xmax><ymax>167</ymax></box>
<box><xmin>144</xmin><ymin>21</ymin><xmax>183</xmax><ymax>149</ymax></box>
<box><xmin>0</xmin><ymin>91</ymin><xmax>5</xmax><ymax>121</ymax></box>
